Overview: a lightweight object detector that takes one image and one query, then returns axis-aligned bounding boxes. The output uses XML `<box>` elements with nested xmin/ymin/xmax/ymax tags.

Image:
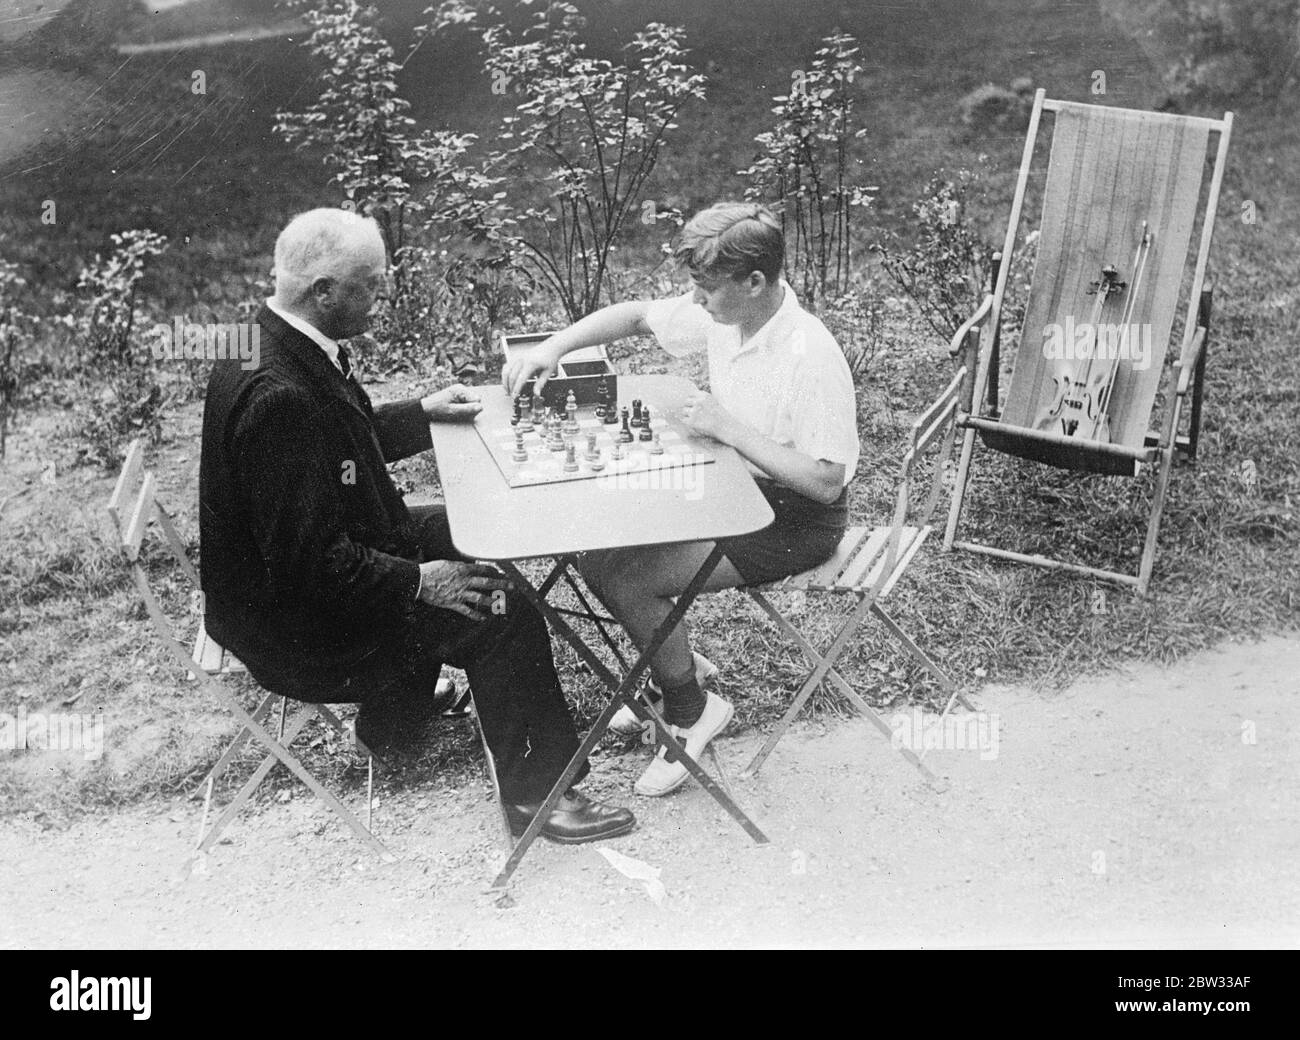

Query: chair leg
<box><xmin>943</xmin><ymin>426</ymin><xmax>979</xmax><ymax>550</ymax></box>
<box><xmin>744</xmin><ymin>592</ymin><xmax>877</xmax><ymax>777</ymax></box>
<box><xmin>197</xmin><ymin>708</ymin><xmax>314</xmax><ymax>853</ymax></box>
<box><xmin>1138</xmin><ymin>441</ymin><xmax>1178</xmax><ymax>595</ymax></box>
<box><xmin>745</xmin><ymin>590</ymin><xmax>940</xmax><ymax>784</ymax></box>
<box><xmin>870</xmin><ymin>604</ymin><xmax>975</xmax><ymax>712</ymax></box>
<box><xmin>192</xmin><ymin>690</ymin><xmax>277</xmax><ymax>798</ymax></box>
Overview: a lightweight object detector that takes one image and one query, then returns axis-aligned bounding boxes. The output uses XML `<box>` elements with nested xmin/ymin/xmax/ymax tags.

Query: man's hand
<box><xmin>417</xmin><ymin>560</ymin><xmax>512</xmax><ymax>621</ymax></box>
<box><xmin>421</xmin><ymin>384</ymin><xmax>482</xmax><ymax>423</ymax></box>
<box><xmin>501</xmin><ymin>342</ymin><xmax>561</xmax><ymax>400</ymax></box>
<box><xmin>680</xmin><ymin>388</ymin><xmax>739</xmax><ymax>444</ymax></box>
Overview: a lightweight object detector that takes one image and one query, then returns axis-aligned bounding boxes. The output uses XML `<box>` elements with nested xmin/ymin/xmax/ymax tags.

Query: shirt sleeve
<box><xmin>644</xmin><ymin>291</ymin><xmax>712</xmax><ymax>358</ymax></box>
<box><xmin>786</xmin><ymin>338</ymin><xmax>861</xmax><ymax>478</ymax></box>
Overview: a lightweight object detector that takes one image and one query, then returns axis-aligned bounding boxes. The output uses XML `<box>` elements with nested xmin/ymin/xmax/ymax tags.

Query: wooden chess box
<box><xmin>497</xmin><ymin>331</ymin><xmax>618</xmax><ymax>411</ymax></box>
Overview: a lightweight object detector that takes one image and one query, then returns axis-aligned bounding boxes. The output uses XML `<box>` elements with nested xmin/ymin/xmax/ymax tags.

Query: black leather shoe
<box><xmin>504</xmin><ymin>788</ymin><xmax>635</xmax><ymax>844</ymax></box>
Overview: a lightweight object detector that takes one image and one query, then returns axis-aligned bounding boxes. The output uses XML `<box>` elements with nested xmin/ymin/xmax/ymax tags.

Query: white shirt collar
<box><xmin>265</xmin><ymin>298</ymin><xmax>344</xmax><ymax>374</ymax></box>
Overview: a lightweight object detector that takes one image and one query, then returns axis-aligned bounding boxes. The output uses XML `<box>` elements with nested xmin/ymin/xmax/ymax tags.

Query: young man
<box><xmin>502</xmin><ymin>202</ymin><xmax>859</xmax><ymax>796</ymax></box>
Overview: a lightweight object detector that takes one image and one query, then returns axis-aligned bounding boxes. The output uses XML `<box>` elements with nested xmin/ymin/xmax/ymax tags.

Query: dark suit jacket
<box><xmin>199</xmin><ymin>305</ymin><xmax>434</xmax><ymax>698</ymax></box>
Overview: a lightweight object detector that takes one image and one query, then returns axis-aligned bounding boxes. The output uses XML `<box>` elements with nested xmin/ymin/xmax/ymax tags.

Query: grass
<box><xmin>1</xmin><ymin>0</ymin><xmax>1297</xmax><ymax>817</ymax></box>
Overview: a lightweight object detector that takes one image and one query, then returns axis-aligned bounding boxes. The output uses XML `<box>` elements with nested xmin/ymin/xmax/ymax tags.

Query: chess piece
<box><xmin>638</xmin><ymin>406</ymin><xmax>653</xmax><ymax>442</ymax></box>
<box><xmin>584</xmin><ymin>432</ymin><xmax>600</xmax><ymax>462</ymax></box>
<box><xmin>517</xmin><ymin>394</ymin><xmax>534</xmax><ymax>433</ymax></box>
<box><xmin>631</xmin><ymin>398</ymin><xmax>643</xmax><ymax>428</ymax></box>
<box><xmin>618</xmin><ymin>407</ymin><xmax>634</xmax><ymax>443</ymax></box>
<box><xmin>511</xmin><ymin>396</ymin><xmax>521</xmax><ymax>426</ymax></box>
<box><xmin>512</xmin><ymin>428</ymin><xmax>529</xmax><ymax>462</ymax></box>
<box><xmin>603</xmin><ymin>389</ymin><xmax>618</xmax><ymax>424</ymax></box>
<box><xmin>595</xmin><ymin>376</ymin><xmax>608</xmax><ymax>419</ymax></box>
<box><xmin>563</xmin><ymin>441</ymin><xmax>579</xmax><ymax>472</ymax></box>
<box><xmin>531</xmin><ymin>393</ymin><xmax>544</xmax><ymax>428</ymax></box>
<box><xmin>589</xmin><ymin>449</ymin><xmax>605</xmax><ymax>472</ymax></box>
<box><xmin>565</xmin><ymin>390</ymin><xmax>579</xmax><ymax>433</ymax></box>
<box><xmin>547</xmin><ymin>412</ymin><xmax>565</xmax><ymax>452</ymax></box>
<box><xmin>611</xmin><ymin>441</ymin><xmax>625</xmax><ymax>461</ymax></box>
<box><xmin>649</xmin><ymin>432</ymin><xmax>665</xmax><ymax>455</ymax></box>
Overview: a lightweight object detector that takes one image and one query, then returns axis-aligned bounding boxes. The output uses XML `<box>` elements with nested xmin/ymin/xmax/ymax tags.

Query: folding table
<box><xmin>428</xmin><ymin>375</ymin><xmax>774</xmax><ymax>890</ymax></box>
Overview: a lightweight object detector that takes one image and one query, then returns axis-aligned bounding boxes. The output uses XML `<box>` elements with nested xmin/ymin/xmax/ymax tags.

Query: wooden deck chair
<box><xmin>743</xmin><ymin>368</ymin><xmax>974</xmax><ymax>784</ymax></box>
<box><xmin>105</xmin><ymin>440</ymin><xmax>390</xmax><ymax>859</ymax></box>
<box><xmin>943</xmin><ymin>90</ymin><xmax>1233</xmax><ymax>594</ymax></box>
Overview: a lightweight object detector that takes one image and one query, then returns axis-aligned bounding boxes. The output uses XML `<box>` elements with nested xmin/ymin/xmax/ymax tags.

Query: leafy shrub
<box><xmin>275</xmin><ymin>0</ymin><xmax>510</xmax><ymax>368</ymax></box>
<box><xmin>457</xmin><ymin>0</ymin><xmax>707</xmax><ymax>320</ymax></box>
<box><xmin>66</xmin><ymin>231</ymin><xmax>168</xmax><ymax>468</ymax></box>
<box><xmin>0</xmin><ymin>260</ymin><xmax>33</xmax><ymax>458</ymax></box>
<box><xmin>742</xmin><ymin>32</ymin><xmax>876</xmax><ymax>307</ymax></box>
<box><xmin>875</xmin><ymin>170</ymin><xmax>991</xmax><ymax>343</ymax></box>
<box><xmin>820</xmin><ymin>278</ymin><xmax>889</xmax><ymax>385</ymax></box>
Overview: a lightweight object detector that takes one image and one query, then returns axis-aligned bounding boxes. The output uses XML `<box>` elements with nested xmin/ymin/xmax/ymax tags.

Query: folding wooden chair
<box><xmin>105</xmin><ymin>440</ymin><xmax>389</xmax><ymax>858</ymax></box>
<box><xmin>943</xmin><ymin>90</ymin><xmax>1233</xmax><ymax>594</ymax></box>
<box><xmin>743</xmin><ymin>368</ymin><xmax>973</xmax><ymax>783</ymax></box>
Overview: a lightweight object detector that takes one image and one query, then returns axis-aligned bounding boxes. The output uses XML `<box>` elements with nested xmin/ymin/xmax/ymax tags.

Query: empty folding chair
<box><xmin>743</xmin><ymin>369</ymin><xmax>973</xmax><ymax>782</ymax></box>
<box><xmin>105</xmin><ymin>440</ymin><xmax>389</xmax><ymax>858</ymax></box>
<box><xmin>943</xmin><ymin>90</ymin><xmax>1233</xmax><ymax>593</ymax></box>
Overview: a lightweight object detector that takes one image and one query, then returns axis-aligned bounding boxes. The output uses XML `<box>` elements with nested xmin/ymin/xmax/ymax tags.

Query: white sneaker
<box><xmin>608</xmin><ymin>652</ymin><xmax>719</xmax><ymax>736</ymax></box>
<box><xmin>634</xmin><ymin>691</ymin><xmax>734</xmax><ymax>798</ymax></box>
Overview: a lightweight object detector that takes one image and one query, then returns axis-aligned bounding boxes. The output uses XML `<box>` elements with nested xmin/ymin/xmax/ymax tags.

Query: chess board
<box><xmin>477</xmin><ymin>407</ymin><xmax>716</xmax><ymax>488</ymax></box>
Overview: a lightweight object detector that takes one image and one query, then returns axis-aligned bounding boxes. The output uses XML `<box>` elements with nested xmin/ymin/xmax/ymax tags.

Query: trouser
<box><xmin>316</xmin><ymin>505</ymin><xmax>588</xmax><ymax>803</ymax></box>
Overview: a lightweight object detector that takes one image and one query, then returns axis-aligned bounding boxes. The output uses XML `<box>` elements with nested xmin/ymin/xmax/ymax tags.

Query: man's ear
<box><xmin>746</xmin><ymin>271</ymin><xmax>768</xmax><ymax>295</ymax></box>
<box><xmin>310</xmin><ymin>276</ymin><xmax>334</xmax><ymax>304</ymax></box>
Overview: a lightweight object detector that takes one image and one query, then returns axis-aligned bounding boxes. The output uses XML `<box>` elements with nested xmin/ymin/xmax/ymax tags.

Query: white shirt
<box><xmin>266</xmin><ymin>298</ymin><xmax>346</xmax><ymax>375</ymax></box>
<box><xmin>644</xmin><ymin>280</ymin><xmax>860</xmax><ymax>484</ymax></box>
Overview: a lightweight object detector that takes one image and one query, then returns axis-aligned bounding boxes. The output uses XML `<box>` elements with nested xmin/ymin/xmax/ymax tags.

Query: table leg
<box><xmin>489</xmin><ymin>548</ymin><xmax>769</xmax><ymax>892</ymax></box>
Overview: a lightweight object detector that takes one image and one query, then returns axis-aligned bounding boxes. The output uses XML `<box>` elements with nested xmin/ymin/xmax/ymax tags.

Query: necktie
<box><xmin>336</xmin><ymin>344</ymin><xmax>352</xmax><ymax>380</ymax></box>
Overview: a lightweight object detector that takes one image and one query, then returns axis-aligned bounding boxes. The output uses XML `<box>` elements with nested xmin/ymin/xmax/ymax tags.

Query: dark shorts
<box><xmin>716</xmin><ymin>477</ymin><xmax>848</xmax><ymax>586</ymax></box>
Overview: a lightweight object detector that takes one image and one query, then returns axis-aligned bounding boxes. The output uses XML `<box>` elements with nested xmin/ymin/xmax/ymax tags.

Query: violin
<box><xmin>1037</xmin><ymin>222</ymin><xmax>1154</xmax><ymax>442</ymax></box>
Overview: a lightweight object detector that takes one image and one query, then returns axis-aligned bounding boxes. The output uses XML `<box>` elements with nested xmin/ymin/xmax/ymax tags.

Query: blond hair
<box><xmin>673</xmin><ymin>202</ymin><xmax>783</xmax><ymax>282</ymax></box>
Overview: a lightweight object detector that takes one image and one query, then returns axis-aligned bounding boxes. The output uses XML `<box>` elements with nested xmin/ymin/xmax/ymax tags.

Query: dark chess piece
<box><xmin>618</xmin><ymin>406</ymin><xmax>634</xmax><ymax>443</ymax></box>
<box><xmin>638</xmin><ymin>406</ymin><xmax>653</xmax><ymax>442</ymax></box>
<box><xmin>631</xmin><ymin>398</ymin><xmax>643</xmax><ymax>428</ymax></box>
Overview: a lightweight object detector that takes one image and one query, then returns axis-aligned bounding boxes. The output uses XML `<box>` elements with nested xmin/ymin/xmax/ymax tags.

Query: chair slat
<box><xmin>779</xmin><ymin>526</ymin><xmax>871</xmax><ymax>591</ymax></box>
<box><xmin>121</xmin><ymin>471</ymin><xmax>156</xmax><ymax>559</ymax></box>
<box><xmin>874</xmin><ymin>526</ymin><xmax>930</xmax><ymax>598</ymax></box>
<box><xmin>818</xmin><ymin>527</ymin><xmax>893</xmax><ymax>591</ymax></box>
<box><xmin>107</xmin><ymin>439</ymin><xmax>145</xmax><ymax>527</ymax></box>
<box><xmin>840</xmin><ymin>527</ymin><xmax>921</xmax><ymax>592</ymax></box>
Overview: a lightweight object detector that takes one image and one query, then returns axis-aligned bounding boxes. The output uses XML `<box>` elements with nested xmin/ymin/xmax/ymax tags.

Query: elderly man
<box><xmin>199</xmin><ymin>208</ymin><xmax>633</xmax><ymax>843</ymax></box>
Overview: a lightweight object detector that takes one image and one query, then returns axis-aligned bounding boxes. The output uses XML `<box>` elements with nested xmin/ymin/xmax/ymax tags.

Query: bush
<box><xmin>0</xmin><ymin>260</ymin><xmax>33</xmax><ymax>459</ymax></box>
<box><xmin>875</xmin><ymin>170</ymin><xmax>991</xmax><ymax>343</ymax></box>
<box><xmin>742</xmin><ymin>32</ymin><xmax>876</xmax><ymax>308</ymax></box>
<box><xmin>66</xmin><ymin>231</ymin><xmax>168</xmax><ymax>468</ymax></box>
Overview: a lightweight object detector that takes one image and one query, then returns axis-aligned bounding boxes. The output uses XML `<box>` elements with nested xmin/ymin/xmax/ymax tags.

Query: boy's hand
<box><xmin>502</xmin><ymin>343</ymin><xmax>561</xmax><ymax>400</ymax></box>
<box><xmin>680</xmin><ymin>389</ymin><xmax>738</xmax><ymax>444</ymax></box>
<box><xmin>421</xmin><ymin>384</ymin><xmax>482</xmax><ymax>423</ymax></box>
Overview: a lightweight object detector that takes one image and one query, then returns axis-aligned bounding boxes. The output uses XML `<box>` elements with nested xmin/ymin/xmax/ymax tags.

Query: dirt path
<box><xmin>1</xmin><ymin>632</ymin><xmax>1296</xmax><ymax>949</ymax></box>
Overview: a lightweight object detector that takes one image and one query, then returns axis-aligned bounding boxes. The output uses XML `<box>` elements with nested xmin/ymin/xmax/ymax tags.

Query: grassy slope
<box><xmin>1</xmin><ymin>0</ymin><xmax>1296</xmax><ymax>816</ymax></box>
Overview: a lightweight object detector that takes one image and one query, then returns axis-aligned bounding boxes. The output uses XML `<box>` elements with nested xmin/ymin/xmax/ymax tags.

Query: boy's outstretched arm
<box><xmin>502</xmin><ymin>301</ymin><xmax>651</xmax><ymax>399</ymax></box>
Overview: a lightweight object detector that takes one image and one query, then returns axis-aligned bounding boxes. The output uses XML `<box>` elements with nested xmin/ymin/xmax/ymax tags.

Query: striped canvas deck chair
<box><xmin>743</xmin><ymin>369</ymin><xmax>973</xmax><ymax>784</ymax></box>
<box><xmin>944</xmin><ymin>90</ymin><xmax>1233</xmax><ymax>593</ymax></box>
<box><xmin>106</xmin><ymin>440</ymin><xmax>389</xmax><ymax>859</ymax></box>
